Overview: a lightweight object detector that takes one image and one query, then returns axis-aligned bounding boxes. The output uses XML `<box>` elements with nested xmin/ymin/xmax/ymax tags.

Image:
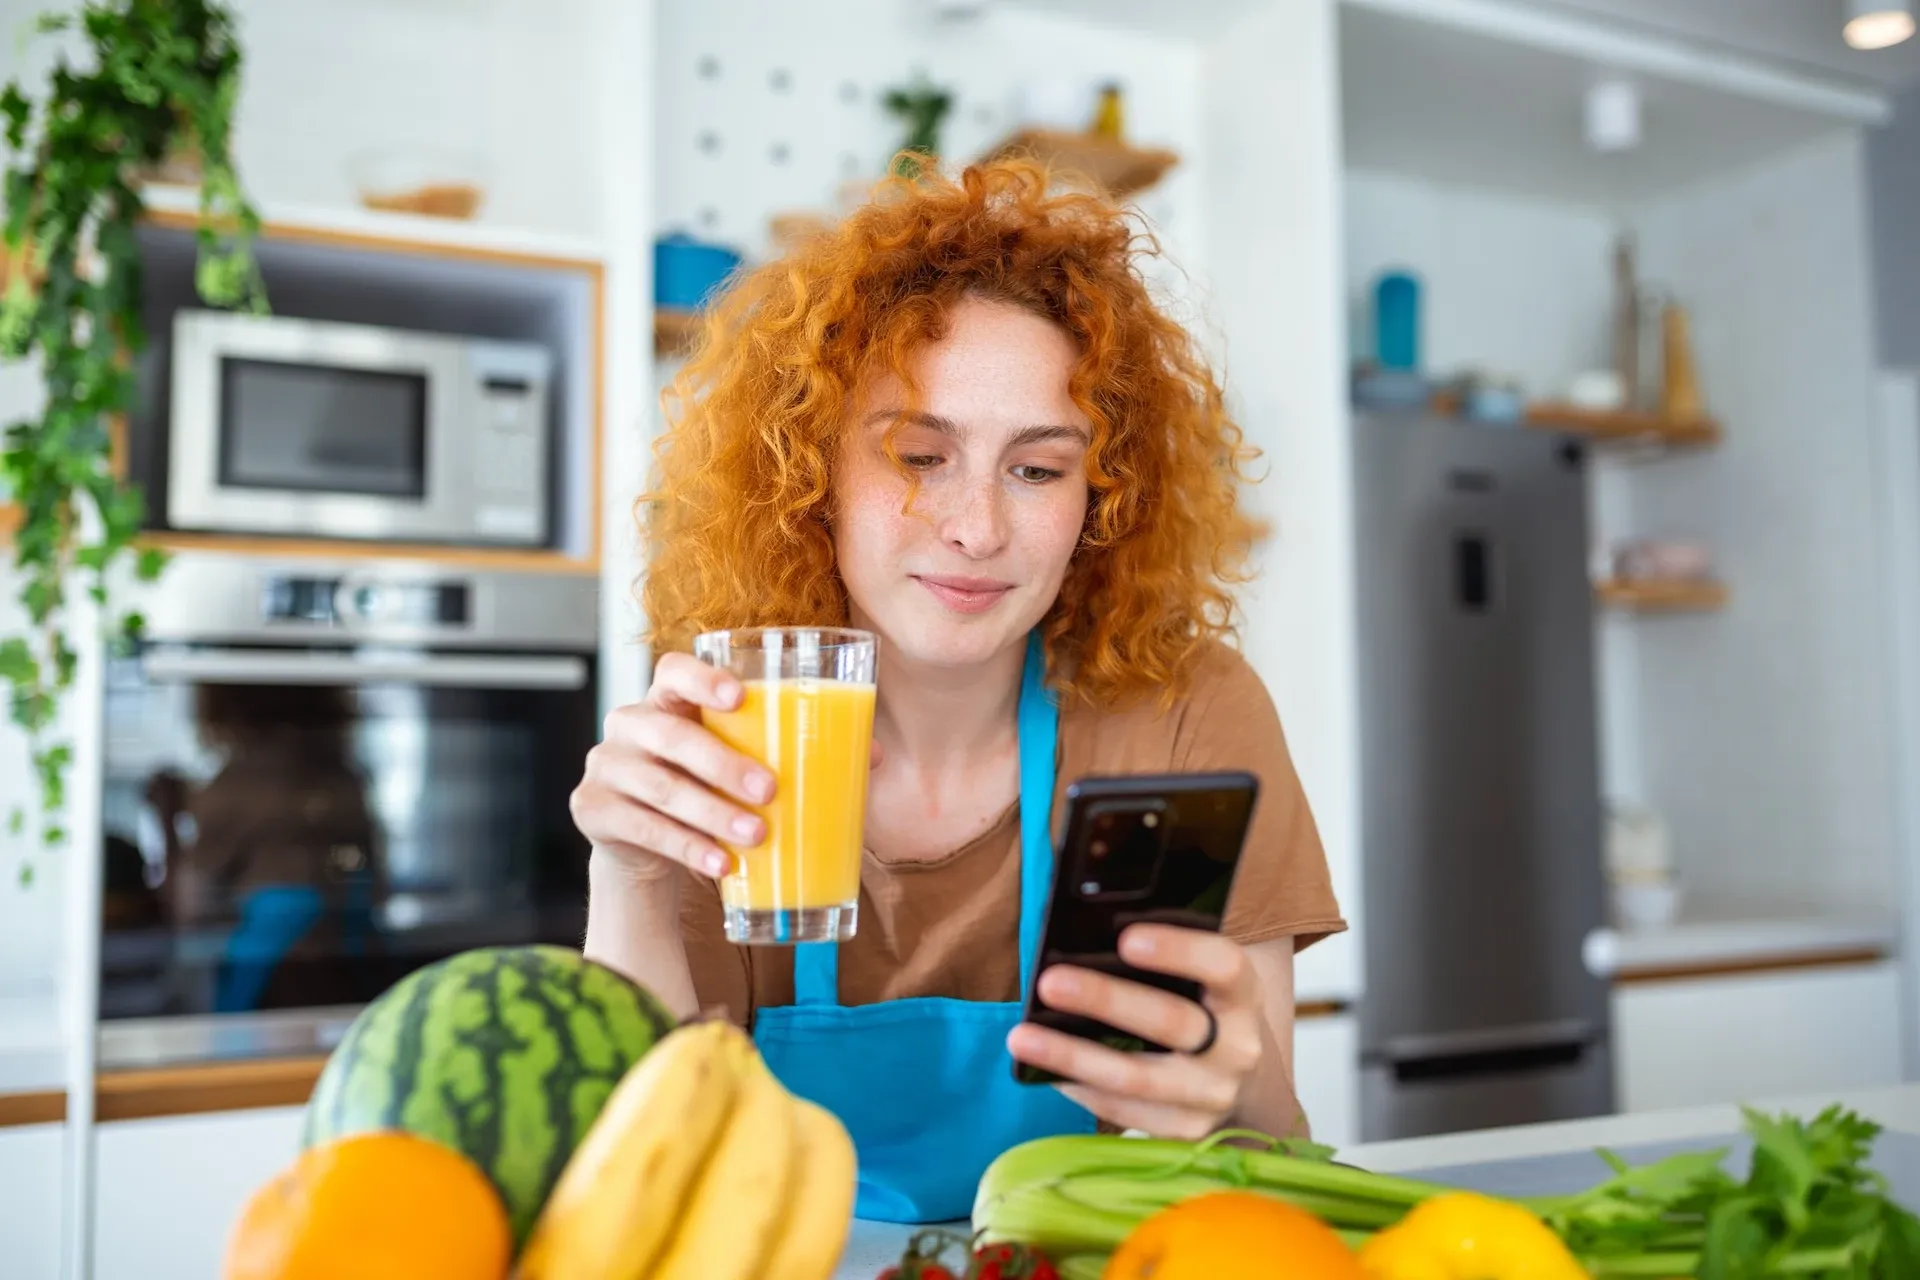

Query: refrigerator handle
<box><xmin>1376</xmin><ymin>1018</ymin><xmax>1602</xmax><ymax>1086</ymax></box>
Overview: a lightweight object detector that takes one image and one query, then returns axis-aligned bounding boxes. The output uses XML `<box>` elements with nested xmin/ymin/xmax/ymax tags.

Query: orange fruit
<box><xmin>224</xmin><ymin>1131</ymin><xmax>510</xmax><ymax>1280</ymax></box>
<box><xmin>1103</xmin><ymin>1191</ymin><xmax>1366</xmax><ymax>1280</ymax></box>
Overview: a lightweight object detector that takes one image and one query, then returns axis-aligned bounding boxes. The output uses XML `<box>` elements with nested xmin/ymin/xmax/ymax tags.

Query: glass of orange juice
<box><xmin>693</xmin><ymin>627</ymin><xmax>878</xmax><ymax>944</ymax></box>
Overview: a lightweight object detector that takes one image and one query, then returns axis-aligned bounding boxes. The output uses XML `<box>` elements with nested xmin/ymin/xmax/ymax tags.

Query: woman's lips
<box><xmin>915</xmin><ymin>575</ymin><xmax>1014</xmax><ymax>614</ymax></box>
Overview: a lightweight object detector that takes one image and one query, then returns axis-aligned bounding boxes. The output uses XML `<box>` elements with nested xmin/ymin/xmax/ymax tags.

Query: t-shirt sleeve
<box><xmin>1172</xmin><ymin>647</ymin><xmax>1347</xmax><ymax>951</ymax></box>
<box><xmin>676</xmin><ymin>867</ymin><xmax>756</xmax><ymax>1027</ymax></box>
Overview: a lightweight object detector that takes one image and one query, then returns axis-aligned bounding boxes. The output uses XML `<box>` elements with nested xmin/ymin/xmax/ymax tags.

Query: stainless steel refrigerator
<box><xmin>1353</xmin><ymin>411</ymin><xmax>1614</xmax><ymax>1142</ymax></box>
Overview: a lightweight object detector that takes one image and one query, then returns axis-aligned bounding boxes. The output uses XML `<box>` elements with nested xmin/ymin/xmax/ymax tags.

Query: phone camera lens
<box><xmin>1142</xmin><ymin>812</ymin><xmax>1159</xmax><ymax>829</ymax></box>
<box><xmin>1089</xmin><ymin>839</ymin><xmax>1108</xmax><ymax>859</ymax></box>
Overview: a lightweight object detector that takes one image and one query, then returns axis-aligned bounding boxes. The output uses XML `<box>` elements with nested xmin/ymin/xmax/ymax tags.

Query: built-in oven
<box><xmin>97</xmin><ymin>551</ymin><xmax>597</xmax><ymax>1067</ymax></box>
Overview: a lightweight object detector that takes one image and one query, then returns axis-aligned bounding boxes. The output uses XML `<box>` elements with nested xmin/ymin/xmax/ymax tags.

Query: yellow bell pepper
<box><xmin>1358</xmin><ymin>1192</ymin><xmax>1589</xmax><ymax>1280</ymax></box>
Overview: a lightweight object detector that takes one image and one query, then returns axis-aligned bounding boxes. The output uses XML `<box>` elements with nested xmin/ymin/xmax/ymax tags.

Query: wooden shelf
<box><xmin>1527</xmin><ymin>402</ymin><xmax>1722</xmax><ymax>450</ymax></box>
<box><xmin>1597</xmin><ymin>578</ymin><xmax>1728</xmax><ymax>613</ymax></box>
<box><xmin>140</xmin><ymin>184</ymin><xmax>606</xmax><ymax>269</ymax></box>
<box><xmin>978</xmin><ymin>129</ymin><xmax>1181</xmax><ymax>199</ymax></box>
<box><xmin>654</xmin><ymin>307</ymin><xmax>703</xmax><ymax>357</ymax></box>
<box><xmin>139</xmin><ymin>530</ymin><xmax>599</xmax><ymax>576</ymax></box>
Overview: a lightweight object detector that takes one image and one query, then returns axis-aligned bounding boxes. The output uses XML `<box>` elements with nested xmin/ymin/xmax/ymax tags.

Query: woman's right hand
<box><xmin>571</xmin><ymin>653</ymin><xmax>774</xmax><ymax>884</ymax></box>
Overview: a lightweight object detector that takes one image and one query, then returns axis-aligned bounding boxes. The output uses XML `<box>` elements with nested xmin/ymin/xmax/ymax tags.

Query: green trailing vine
<box><xmin>0</xmin><ymin>0</ymin><xmax>265</xmax><ymax>883</ymax></box>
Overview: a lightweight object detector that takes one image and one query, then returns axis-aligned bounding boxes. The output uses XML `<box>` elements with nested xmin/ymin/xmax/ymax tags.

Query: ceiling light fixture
<box><xmin>1845</xmin><ymin>0</ymin><xmax>1916</xmax><ymax>51</ymax></box>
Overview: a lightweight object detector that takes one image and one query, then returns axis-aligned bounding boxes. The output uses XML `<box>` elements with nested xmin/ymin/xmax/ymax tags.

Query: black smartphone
<box><xmin>1014</xmin><ymin>770</ymin><xmax>1260</xmax><ymax>1086</ymax></box>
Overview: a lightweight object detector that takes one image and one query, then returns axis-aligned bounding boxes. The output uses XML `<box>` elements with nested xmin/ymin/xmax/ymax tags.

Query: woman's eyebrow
<box><xmin>861</xmin><ymin>409</ymin><xmax>1087</xmax><ymax>448</ymax></box>
<box><xmin>1007</xmin><ymin>423</ymin><xmax>1088</xmax><ymax>448</ymax></box>
<box><xmin>862</xmin><ymin>408</ymin><xmax>960</xmax><ymax>436</ymax></box>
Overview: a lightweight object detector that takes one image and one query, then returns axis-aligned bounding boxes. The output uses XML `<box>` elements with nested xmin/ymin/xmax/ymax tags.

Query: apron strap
<box><xmin>793</xmin><ymin>938</ymin><xmax>839</xmax><ymax>1007</ymax></box>
<box><xmin>788</xmin><ymin>631</ymin><xmax>1059</xmax><ymax>1009</ymax></box>
<box><xmin>1014</xmin><ymin>631</ymin><xmax>1058</xmax><ymax>995</ymax></box>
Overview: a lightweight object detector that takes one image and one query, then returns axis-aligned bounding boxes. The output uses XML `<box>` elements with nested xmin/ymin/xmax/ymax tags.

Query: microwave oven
<box><xmin>166</xmin><ymin>310</ymin><xmax>554</xmax><ymax>547</ymax></box>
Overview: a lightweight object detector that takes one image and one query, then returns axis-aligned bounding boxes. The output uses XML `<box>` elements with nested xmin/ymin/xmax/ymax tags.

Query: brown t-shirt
<box><xmin>678</xmin><ymin>641</ymin><xmax>1346</xmax><ymax>1022</ymax></box>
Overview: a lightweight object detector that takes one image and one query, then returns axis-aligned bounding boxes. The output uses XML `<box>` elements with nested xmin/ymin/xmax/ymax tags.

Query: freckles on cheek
<box><xmin>1018</xmin><ymin>494</ymin><xmax>1088</xmax><ymax>574</ymax></box>
<box><xmin>833</xmin><ymin>465</ymin><xmax>918</xmax><ymax>580</ymax></box>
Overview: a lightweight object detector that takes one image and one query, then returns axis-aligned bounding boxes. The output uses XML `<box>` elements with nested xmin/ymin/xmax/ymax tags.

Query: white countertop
<box><xmin>830</xmin><ymin>1083</ymin><xmax>1920</xmax><ymax>1279</ymax></box>
<box><xmin>1588</xmin><ymin>908</ymin><xmax>1901</xmax><ymax>979</ymax></box>
<box><xmin>1344</xmin><ymin>1082</ymin><xmax>1920</xmax><ymax>1174</ymax></box>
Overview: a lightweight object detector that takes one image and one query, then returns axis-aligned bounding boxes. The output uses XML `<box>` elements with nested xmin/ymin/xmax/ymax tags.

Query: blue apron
<box><xmin>754</xmin><ymin>633</ymin><xmax>1097</xmax><ymax>1223</ymax></box>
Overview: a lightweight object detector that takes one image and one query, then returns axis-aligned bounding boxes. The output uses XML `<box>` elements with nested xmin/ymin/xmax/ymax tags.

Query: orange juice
<box><xmin>701</xmin><ymin>678</ymin><xmax>877</xmax><ymax>914</ymax></box>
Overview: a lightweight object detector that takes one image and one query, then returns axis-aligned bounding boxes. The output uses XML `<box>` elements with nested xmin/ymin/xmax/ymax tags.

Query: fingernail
<box><xmin>704</xmin><ymin>850</ymin><xmax>732</xmax><ymax>877</ymax></box>
<box><xmin>748</xmin><ymin>771</ymin><xmax>775</xmax><ymax>803</ymax></box>
<box><xmin>1047</xmin><ymin>970</ymin><xmax>1081</xmax><ymax>997</ymax></box>
<box><xmin>1124</xmin><ymin>931</ymin><xmax>1155</xmax><ymax>959</ymax></box>
<box><xmin>732</xmin><ymin>814</ymin><xmax>763</xmax><ymax>843</ymax></box>
<box><xmin>717</xmin><ymin>677</ymin><xmax>743</xmax><ymax>709</ymax></box>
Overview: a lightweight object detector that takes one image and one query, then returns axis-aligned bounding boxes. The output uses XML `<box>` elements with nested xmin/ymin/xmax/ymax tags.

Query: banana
<box><xmin>651</xmin><ymin>1051</ymin><xmax>803</xmax><ymax>1280</ymax></box>
<box><xmin>757</xmin><ymin>1098</ymin><xmax>858</xmax><ymax>1280</ymax></box>
<box><xmin>516</xmin><ymin>1020</ymin><xmax>753</xmax><ymax>1280</ymax></box>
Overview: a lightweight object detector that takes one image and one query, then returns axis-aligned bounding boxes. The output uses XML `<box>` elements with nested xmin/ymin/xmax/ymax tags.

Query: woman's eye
<box><xmin>900</xmin><ymin>453</ymin><xmax>944</xmax><ymax>470</ymax></box>
<box><xmin>1012</xmin><ymin>464</ymin><xmax>1064</xmax><ymax>484</ymax></box>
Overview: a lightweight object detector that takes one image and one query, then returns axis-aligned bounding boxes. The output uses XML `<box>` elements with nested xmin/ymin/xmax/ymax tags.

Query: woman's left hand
<box><xmin>1005</xmin><ymin>923</ymin><xmax>1266</xmax><ymax>1140</ymax></box>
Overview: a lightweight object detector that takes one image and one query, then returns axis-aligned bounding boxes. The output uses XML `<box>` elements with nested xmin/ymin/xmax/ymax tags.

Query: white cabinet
<box><xmin>93</xmin><ymin>1107</ymin><xmax>304</xmax><ymax>1280</ymax></box>
<box><xmin>0</xmin><ymin>1123</ymin><xmax>65</xmax><ymax>1280</ymax></box>
<box><xmin>1612</xmin><ymin>962</ymin><xmax>1905</xmax><ymax>1114</ymax></box>
<box><xmin>1295</xmin><ymin>1013</ymin><xmax>1359</xmax><ymax>1150</ymax></box>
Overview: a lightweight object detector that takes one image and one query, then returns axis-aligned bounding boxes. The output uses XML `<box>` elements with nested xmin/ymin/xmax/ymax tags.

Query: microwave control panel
<box><xmin>468</xmin><ymin>345</ymin><xmax>553</xmax><ymax>544</ymax></box>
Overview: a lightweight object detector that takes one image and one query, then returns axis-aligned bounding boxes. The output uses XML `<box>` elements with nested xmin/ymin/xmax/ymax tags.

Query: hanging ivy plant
<box><xmin>0</xmin><ymin>0</ymin><xmax>265</xmax><ymax>882</ymax></box>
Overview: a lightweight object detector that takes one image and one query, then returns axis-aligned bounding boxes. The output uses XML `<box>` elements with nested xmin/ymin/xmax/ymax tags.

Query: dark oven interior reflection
<box><xmin>99</xmin><ymin>655</ymin><xmax>594</xmax><ymax>1019</ymax></box>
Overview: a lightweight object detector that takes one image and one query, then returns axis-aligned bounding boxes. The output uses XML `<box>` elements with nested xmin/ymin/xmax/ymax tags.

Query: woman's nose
<box><xmin>934</xmin><ymin>472</ymin><xmax>1010</xmax><ymax>559</ymax></box>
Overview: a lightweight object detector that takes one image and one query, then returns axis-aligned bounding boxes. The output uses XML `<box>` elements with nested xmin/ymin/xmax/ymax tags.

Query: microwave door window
<box><xmin>219</xmin><ymin>358</ymin><xmax>428</xmax><ymax>497</ymax></box>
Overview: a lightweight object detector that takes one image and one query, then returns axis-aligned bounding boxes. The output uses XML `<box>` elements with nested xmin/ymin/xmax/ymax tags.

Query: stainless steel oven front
<box><xmin>97</xmin><ymin>551</ymin><xmax>597</xmax><ymax>1067</ymax></box>
<box><xmin>167</xmin><ymin>309</ymin><xmax>553</xmax><ymax>547</ymax></box>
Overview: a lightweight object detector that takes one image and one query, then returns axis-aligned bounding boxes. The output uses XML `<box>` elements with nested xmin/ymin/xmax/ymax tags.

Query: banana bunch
<box><xmin>516</xmin><ymin>1020</ymin><xmax>857</xmax><ymax>1280</ymax></box>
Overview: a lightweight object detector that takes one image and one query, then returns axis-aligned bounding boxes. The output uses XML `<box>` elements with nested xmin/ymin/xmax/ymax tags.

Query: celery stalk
<box><xmin>973</xmin><ymin>1133</ymin><xmax>1449</xmax><ymax>1259</ymax></box>
<box><xmin>1056</xmin><ymin>1256</ymin><xmax>1107</xmax><ymax>1280</ymax></box>
<box><xmin>1586</xmin><ymin>1248</ymin><xmax>1858</xmax><ymax>1277</ymax></box>
<box><xmin>976</xmin><ymin>1134</ymin><xmax>1447</xmax><ymax>1217</ymax></box>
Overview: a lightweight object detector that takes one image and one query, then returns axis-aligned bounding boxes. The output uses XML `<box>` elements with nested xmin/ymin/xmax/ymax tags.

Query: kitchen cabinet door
<box><xmin>1612</xmin><ymin>961</ymin><xmax>1904</xmax><ymax>1114</ymax></box>
<box><xmin>93</xmin><ymin>1107</ymin><xmax>303</xmax><ymax>1280</ymax></box>
<box><xmin>0</xmin><ymin>1123</ymin><xmax>64</xmax><ymax>1280</ymax></box>
<box><xmin>1295</xmin><ymin>1012</ymin><xmax>1359</xmax><ymax>1150</ymax></box>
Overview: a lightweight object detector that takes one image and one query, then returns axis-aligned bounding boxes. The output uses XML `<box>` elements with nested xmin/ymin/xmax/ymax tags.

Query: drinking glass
<box><xmin>692</xmin><ymin>627</ymin><xmax>877</xmax><ymax>944</ymax></box>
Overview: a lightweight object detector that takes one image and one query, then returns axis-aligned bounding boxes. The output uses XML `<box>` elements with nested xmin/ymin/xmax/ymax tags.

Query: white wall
<box><xmin>226</xmin><ymin>0</ymin><xmax>605</xmax><ymax>239</ymax></box>
<box><xmin>1343</xmin><ymin>169</ymin><xmax>1616</xmax><ymax>397</ymax></box>
<box><xmin>1202</xmin><ymin>0</ymin><xmax>1359</xmax><ymax>1002</ymax></box>
<box><xmin>1625</xmin><ymin>131</ymin><xmax>1899</xmax><ymax>914</ymax></box>
<box><xmin>654</xmin><ymin>0</ymin><xmax>1205</xmax><ymax>273</ymax></box>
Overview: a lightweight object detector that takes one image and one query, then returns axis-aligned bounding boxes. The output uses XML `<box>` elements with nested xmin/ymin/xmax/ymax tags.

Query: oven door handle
<box><xmin>140</xmin><ymin>649</ymin><xmax>590</xmax><ymax>691</ymax></box>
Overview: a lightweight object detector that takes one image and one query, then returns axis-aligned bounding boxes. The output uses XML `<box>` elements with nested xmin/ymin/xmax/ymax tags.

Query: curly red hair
<box><xmin>642</xmin><ymin>157</ymin><xmax>1264</xmax><ymax>708</ymax></box>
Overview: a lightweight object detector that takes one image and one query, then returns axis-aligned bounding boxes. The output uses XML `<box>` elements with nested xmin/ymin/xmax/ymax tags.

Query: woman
<box><xmin>575</xmin><ymin>159</ymin><xmax>1345</xmax><ymax>1222</ymax></box>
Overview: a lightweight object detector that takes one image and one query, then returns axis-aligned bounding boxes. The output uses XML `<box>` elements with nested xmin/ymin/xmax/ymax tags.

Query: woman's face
<box><xmin>833</xmin><ymin>296</ymin><xmax>1091</xmax><ymax>673</ymax></box>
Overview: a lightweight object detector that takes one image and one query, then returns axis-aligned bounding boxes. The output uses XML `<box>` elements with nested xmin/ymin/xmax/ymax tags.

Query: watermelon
<box><xmin>302</xmin><ymin>945</ymin><xmax>675</xmax><ymax>1244</ymax></box>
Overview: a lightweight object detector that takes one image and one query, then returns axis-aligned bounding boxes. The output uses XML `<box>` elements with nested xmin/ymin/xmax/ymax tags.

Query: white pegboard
<box><xmin>654</xmin><ymin>0</ymin><xmax>1210</xmax><ymax>319</ymax></box>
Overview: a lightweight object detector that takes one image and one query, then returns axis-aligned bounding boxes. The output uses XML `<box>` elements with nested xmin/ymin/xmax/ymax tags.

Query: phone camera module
<box><xmin>1078</xmin><ymin>801</ymin><xmax>1167</xmax><ymax>897</ymax></box>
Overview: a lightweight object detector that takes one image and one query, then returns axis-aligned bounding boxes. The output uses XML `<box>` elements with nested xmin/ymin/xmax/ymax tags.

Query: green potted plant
<box><xmin>0</xmin><ymin>0</ymin><xmax>266</xmax><ymax>880</ymax></box>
